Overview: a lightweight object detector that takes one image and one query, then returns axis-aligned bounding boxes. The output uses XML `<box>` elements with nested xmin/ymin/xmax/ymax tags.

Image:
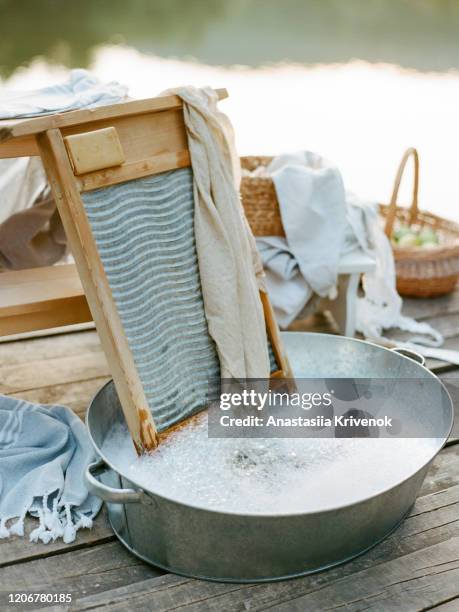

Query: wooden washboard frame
<box><xmin>0</xmin><ymin>89</ymin><xmax>292</xmax><ymax>452</ymax></box>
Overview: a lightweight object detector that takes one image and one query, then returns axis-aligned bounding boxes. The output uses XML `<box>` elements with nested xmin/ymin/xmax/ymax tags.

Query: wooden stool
<box><xmin>315</xmin><ymin>250</ymin><xmax>376</xmax><ymax>336</ymax></box>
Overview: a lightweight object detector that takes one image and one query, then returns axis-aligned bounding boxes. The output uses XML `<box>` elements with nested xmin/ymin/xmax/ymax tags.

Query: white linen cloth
<box><xmin>0</xmin><ymin>69</ymin><xmax>127</xmax><ymax>119</ymax></box>
<box><xmin>347</xmin><ymin>194</ymin><xmax>442</xmax><ymax>346</ymax></box>
<box><xmin>256</xmin><ymin>152</ymin><xmax>442</xmax><ymax>347</ymax></box>
<box><xmin>165</xmin><ymin>86</ymin><xmax>270</xmax><ymax>378</ymax></box>
<box><xmin>256</xmin><ymin>152</ymin><xmax>346</xmax><ymax>327</ymax></box>
<box><xmin>0</xmin><ymin>70</ymin><xmax>128</xmax><ymax>266</ymax></box>
<box><xmin>0</xmin><ymin>156</ymin><xmax>46</xmax><ymax>224</ymax></box>
<box><xmin>0</xmin><ymin>395</ymin><xmax>101</xmax><ymax>544</ymax></box>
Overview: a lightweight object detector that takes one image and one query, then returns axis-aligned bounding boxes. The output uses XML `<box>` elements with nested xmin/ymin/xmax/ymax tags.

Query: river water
<box><xmin>1</xmin><ymin>0</ymin><xmax>459</xmax><ymax>219</ymax></box>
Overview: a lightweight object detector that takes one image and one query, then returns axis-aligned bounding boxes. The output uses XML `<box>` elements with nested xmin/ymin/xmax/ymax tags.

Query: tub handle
<box><xmin>85</xmin><ymin>458</ymin><xmax>152</xmax><ymax>505</ymax></box>
<box><xmin>391</xmin><ymin>347</ymin><xmax>426</xmax><ymax>367</ymax></box>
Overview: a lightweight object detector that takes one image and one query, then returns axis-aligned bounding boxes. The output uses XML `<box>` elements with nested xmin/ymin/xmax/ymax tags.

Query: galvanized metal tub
<box><xmin>85</xmin><ymin>332</ymin><xmax>453</xmax><ymax>583</ymax></box>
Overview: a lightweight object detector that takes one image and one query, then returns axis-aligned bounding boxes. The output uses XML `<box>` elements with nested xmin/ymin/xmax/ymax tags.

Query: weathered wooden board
<box><xmin>430</xmin><ymin>599</ymin><xmax>459</xmax><ymax>611</ymax></box>
<box><xmin>15</xmin><ymin>465</ymin><xmax>458</xmax><ymax>612</ymax></box>
<box><xmin>45</xmin><ymin>498</ymin><xmax>459</xmax><ymax>612</ymax></box>
<box><xmin>426</xmin><ymin>335</ymin><xmax>459</xmax><ymax>373</ymax></box>
<box><xmin>7</xmin><ymin>378</ymin><xmax>110</xmax><ymax>418</ymax></box>
<box><xmin>272</xmin><ymin>539</ymin><xmax>459</xmax><ymax>611</ymax></box>
<box><xmin>0</xmin><ymin>264</ymin><xmax>92</xmax><ymax>336</ymax></box>
<box><xmin>0</xmin><ymin>329</ymin><xmax>101</xmax><ymax>368</ymax></box>
<box><xmin>95</xmin><ymin>489</ymin><xmax>456</xmax><ymax>610</ymax></box>
<box><xmin>0</xmin><ymin>323</ymin><xmax>95</xmax><ymax>344</ymax></box>
<box><xmin>0</xmin><ymin>299</ymin><xmax>458</xmax><ymax>612</ymax></box>
<box><xmin>0</xmin><ymin>542</ymin><xmax>163</xmax><ymax>612</ymax></box>
<box><xmin>0</xmin><ymin>351</ymin><xmax>108</xmax><ymax>395</ymax></box>
<box><xmin>0</xmin><ymin>511</ymin><xmax>113</xmax><ymax>569</ymax></box>
<box><xmin>402</xmin><ymin>286</ymin><xmax>459</xmax><ymax>321</ymax></box>
<box><xmin>420</xmin><ymin>444</ymin><xmax>459</xmax><ymax>496</ymax></box>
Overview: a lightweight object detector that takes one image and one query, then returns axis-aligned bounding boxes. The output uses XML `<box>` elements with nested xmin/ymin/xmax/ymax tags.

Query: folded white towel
<box><xmin>165</xmin><ymin>86</ymin><xmax>270</xmax><ymax>379</ymax></box>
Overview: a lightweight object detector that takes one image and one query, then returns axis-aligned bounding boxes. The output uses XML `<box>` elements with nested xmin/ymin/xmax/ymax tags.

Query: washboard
<box><xmin>0</xmin><ymin>89</ymin><xmax>292</xmax><ymax>452</ymax></box>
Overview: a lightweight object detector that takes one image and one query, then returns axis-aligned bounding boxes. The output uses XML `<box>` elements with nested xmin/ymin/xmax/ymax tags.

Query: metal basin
<box><xmin>85</xmin><ymin>332</ymin><xmax>453</xmax><ymax>582</ymax></box>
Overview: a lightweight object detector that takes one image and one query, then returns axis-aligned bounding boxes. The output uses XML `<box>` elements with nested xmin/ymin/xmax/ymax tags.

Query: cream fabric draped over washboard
<box><xmin>166</xmin><ymin>86</ymin><xmax>270</xmax><ymax>380</ymax></box>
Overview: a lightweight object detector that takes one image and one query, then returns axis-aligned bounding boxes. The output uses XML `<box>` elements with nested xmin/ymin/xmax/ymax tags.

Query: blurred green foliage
<box><xmin>1</xmin><ymin>0</ymin><xmax>459</xmax><ymax>77</ymax></box>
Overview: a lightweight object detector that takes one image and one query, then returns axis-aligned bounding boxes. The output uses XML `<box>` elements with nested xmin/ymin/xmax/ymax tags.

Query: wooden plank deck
<box><xmin>1</xmin><ymin>292</ymin><xmax>459</xmax><ymax>611</ymax></box>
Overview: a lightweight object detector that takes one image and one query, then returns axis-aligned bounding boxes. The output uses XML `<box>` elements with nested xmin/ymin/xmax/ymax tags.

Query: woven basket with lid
<box><xmin>240</xmin><ymin>151</ymin><xmax>459</xmax><ymax>298</ymax></box>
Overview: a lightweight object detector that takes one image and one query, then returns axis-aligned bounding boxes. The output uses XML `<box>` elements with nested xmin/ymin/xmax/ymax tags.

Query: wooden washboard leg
<box><xmin>37</xmin><ymin>128</ymin><xmax>158</xmax><ymax>453</ymax></box>
<box><xmin>260</xmin><ymin>290</ymin><xmax>294</xmax><ymax>378</ymax></box>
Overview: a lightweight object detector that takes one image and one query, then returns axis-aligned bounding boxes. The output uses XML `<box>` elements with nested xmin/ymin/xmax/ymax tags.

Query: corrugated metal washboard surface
<box><xmin>82</xmin><ymin>168</ymin><xmax>220</xmax><ymax>432</ymax></box>
<box><xmin>82</xmin><ymin>167</ymin><xmax>278</xmax><ymax>432</ymax></box>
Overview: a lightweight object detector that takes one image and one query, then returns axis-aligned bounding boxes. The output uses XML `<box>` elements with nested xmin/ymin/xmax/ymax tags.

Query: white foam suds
<box><xmin>102</xmin><ymin>416</ymin><xmax>439</xmax><ymax>514</ymax></box>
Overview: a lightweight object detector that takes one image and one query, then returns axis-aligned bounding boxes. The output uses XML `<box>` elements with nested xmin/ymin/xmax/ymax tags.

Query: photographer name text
<box><xmin>219</xmin><ymin>415</ymin><xmax>393</xmax><ymax>428</ymax></box>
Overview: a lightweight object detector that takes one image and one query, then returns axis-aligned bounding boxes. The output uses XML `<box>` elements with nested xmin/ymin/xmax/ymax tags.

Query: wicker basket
<box><xmin>380</xmin><ymin>148</ymin><xmax>459</xmax><ymax>297</ymax></box>
<box><xmin>241</xmin><ymin>151</ymin><xmax>459</xmax><ymax>298</ymax></box>
<box><xmin>240</xmin><ymin>156</ymin><xmax>283</xmax><ymax>236</ymax></box>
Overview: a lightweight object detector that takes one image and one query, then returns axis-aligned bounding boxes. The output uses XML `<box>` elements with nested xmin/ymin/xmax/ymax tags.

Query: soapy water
<box><xmin>102</xmin><ymin>415</ymin><xmax>440</xmax><ymax>514</ymax></box>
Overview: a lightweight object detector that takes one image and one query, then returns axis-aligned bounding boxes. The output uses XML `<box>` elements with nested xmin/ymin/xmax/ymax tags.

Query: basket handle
<box><xmin>384</xmin><ymin>147</ymin><xmax>419</xmax><ymax>238</ymax></box>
